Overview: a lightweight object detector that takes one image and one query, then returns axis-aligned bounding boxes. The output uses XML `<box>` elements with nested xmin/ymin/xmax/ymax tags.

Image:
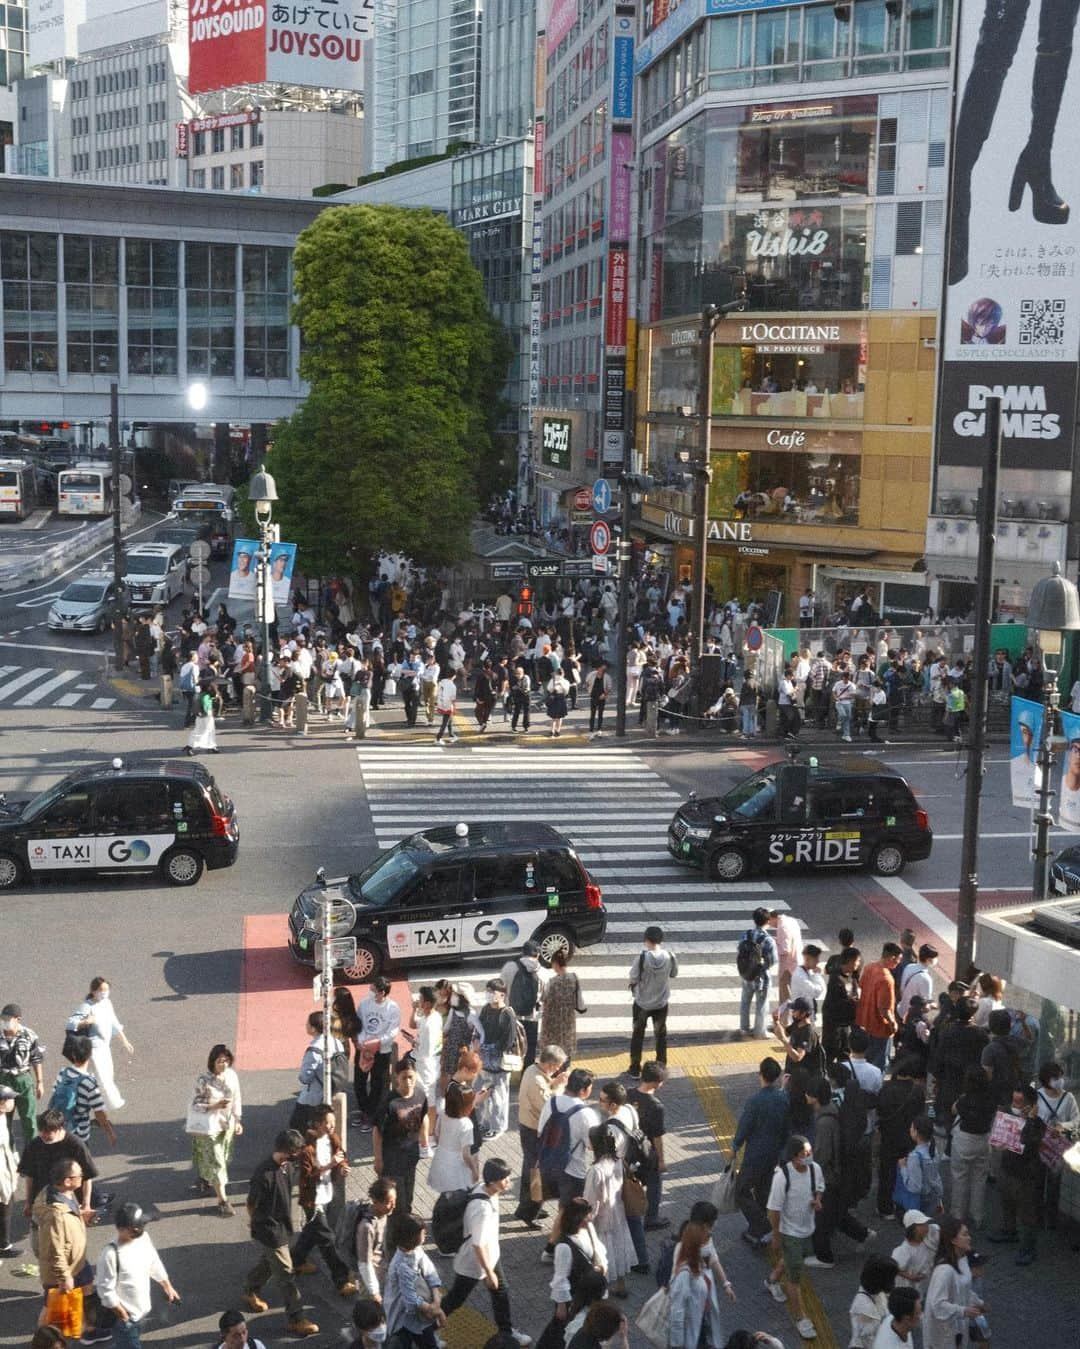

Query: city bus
<box><xmin>0</xmin><ymin>458</ymin><xmax>40</xmax><ymax>522</ymax></box>
<box><xmin>57</xmin><ymin>462</ymin><xmax>115</xmax><ymax>516</ymax></box>
<box><xmin>170</xmin><ymin>484</ymin><xmax>235</xmax><ymax>557</ymax></box>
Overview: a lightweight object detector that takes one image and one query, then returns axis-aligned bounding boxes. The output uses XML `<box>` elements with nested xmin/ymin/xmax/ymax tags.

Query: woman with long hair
<box><xmin>668</xmin><ymin>1222</ymin><xmax>726</xmax><ymax>1348</ymax></box>
<box><xmin>582</xmin><ymin>1126</ymin><xmax>633</xmax><ymax>1299</ymax></box>
<box><xmin>65</xmin><ymin>976</ymin><xmax>133</xmax><ymax>1112</ymax></box>
<box><xmin>426</xmin><ymin>1086</ymin><xmax>479</xmax><ymax>1196</ymax></box>
<box><xmin>540</xmin><ymin>949</ymin><xmax>587</xmax><ymax>1056</ymax></box>
<box><xmin>186</xmin><ymin>1043</ymin><xmax>243</xmax><ymax>1217</ymax></box>
<box><xmin>922</xmin><ymin>1216</ymin><xmax>983</xmax><ymax>1349</ymax></box>
<box><xmin>538</xmin><ymin>1195</ymin><xmax>608</xmax><ymax>1349</ymax></box>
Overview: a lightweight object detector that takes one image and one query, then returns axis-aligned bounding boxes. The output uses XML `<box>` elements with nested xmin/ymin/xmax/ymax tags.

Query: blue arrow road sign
<box><xmin>592</xmin><ymin>478</ymin><xmax>612</xmax><ymax>514</ymax></box>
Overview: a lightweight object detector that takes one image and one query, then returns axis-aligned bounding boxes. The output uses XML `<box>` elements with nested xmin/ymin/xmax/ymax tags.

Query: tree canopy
<box><xmin>267</xmin><ymin>203</ymin><xmax>508</xmax><ymax>579</ymax></box>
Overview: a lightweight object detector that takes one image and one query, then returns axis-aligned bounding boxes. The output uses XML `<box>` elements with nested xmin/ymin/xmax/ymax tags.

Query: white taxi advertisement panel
<box><xmin>26</xmin><ymin>834</ymin><xmax>175</xmax><ymax>871</ymax></box>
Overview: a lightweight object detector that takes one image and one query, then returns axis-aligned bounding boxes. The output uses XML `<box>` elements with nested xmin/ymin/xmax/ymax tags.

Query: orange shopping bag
<box><xmin>45</xmin><ymin>1285</ymin><xmax>84</xmax><ymax>1338</ymax></box>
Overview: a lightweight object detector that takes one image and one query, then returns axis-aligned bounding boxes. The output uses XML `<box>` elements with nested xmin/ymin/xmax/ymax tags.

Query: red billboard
<box><xmin>605</xmin><ymin>246</ymin><xmax>628</xmax><ymax>352</ymax></box>
<box><xmin>189</xmin><ymin>0</ymin><xmax>266</xmax><ymax>93</ymax></box>
<box><xmin>189</xmin><ymin>0</ymin><xmax>367</xmax><ymax>94</ymax></box>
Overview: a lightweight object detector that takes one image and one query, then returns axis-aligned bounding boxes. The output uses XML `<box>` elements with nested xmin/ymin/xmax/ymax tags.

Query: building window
<box><xmin>895</xmin><ymin>200</ymin><xmax>923</xmax><ymax>255</ymax></box>
<box><xmin>192</xmin><ymin>168</ymin><xmax>206</xmax><ymax>188</ymax></box>
<box><xmin>249</xmin><ymin>160</ymin><xmax>264</xmax><ymax>189</ymax></box>
<box><xmin>230</xmin><ymin>124</ymin><xmax>245</xmax><ymax>150</ymax></box>
<box><xmin>192</xmin><ymin>130</ymin><xmax>206</xmax><ymax>156</ymax></box>
<box><xmin>126</xmin><ymin>238</ymin><xmax>178</xmax><ymax>376</ymax></box>
<box><xmin>211</xmin><ymin>127</ymin><xmax>225</xmax><ymax>153</ymax></box>
<box><xmin>211</xmin><ymin>165</ymin><xmax>225</xmax><ymax>190</ymax></box>
<box><xmin>409</xmin><ymin>70</ymin><xmax>434</xmax><ymax>94</ymax></box>
<box><xmin>230</xmin><ymin>163</ymin><xmax>245</xmax><ymax>189</ymax></box>
<box><xmin>186</xmin><ymin>241</ymin><xmax>236</xmax><ymax>377</ymax></box>
<box><xmin>242</xmin><ymin>244</ymin><xmax>290</xmax><ymax>378</ymax></box>
<box><xmin>1</xmin><ymin>230</ymin><xmax>58</xmax><ymax>372</ymax></box>
<box><xmin>64</xmin><ymin>235</ymin><xmax>119</xmax><ymax>375</ymax></box>
<box><xmin>251</xmin><ymin>121</ymin><xmax>264</xmax><ymax>147</ymax></box>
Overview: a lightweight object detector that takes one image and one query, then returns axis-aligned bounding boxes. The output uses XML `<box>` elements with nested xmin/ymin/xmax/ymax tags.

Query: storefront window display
<box><xmin>711</xmin><ymin>440</ymin><xmax>861</xmax><ymax>526</ymax></box>
<box><xmin>711</xmin><ymin>314</ymin><xmax>867</xmax><ymax>419</ymax></box>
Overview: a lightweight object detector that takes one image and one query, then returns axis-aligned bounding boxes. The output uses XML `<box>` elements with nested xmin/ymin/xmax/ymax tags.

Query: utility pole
<box><xmin>954</xmin><ymin>396</ymin><xmax>1002</xmax><ymax>979</ymax></box>
<box><xmin>110</xmin><ymin>381</ymin><xmax>124</xmax><ymax>671</ymax></box>
<box><xmin>614</xmin><ymin>479</ymin><xmax>635</xmax><ymax>737</ymax></box>
<box><xmin>693</xmin><ymin>304</ymin><xmax>717</xmax><ymax>660</ymax></box>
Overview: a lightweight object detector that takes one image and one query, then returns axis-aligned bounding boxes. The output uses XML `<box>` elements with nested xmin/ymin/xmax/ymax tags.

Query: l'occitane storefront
<box><xmin>638</xmin><ymin>312</ymin><xmax>936</xmax><ymax>621</ymax></box>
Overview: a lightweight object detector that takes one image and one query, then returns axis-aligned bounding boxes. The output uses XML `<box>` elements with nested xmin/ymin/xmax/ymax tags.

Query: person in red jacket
<box><xmin>856</xmin><ymin>942</ymin><xmax>902</xmax><ymax>1069</ymax></box>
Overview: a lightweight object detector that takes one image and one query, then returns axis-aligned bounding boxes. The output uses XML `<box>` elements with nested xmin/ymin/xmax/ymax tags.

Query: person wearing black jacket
<box><xmin>876</xmin><ymin>1058</ymin><xmax>925</xmax><ymax>1219</ymax></box>
<box><xmin>822</xmin><ymin>947</ymin><xmax>861</xmax><ymax>1063</ymax></box>
<box><xmin>928</xmin><ymin>999</ymin><xmax>987</xmax><ymax>1119</ymax></box>
<box><xmin>241</xmin><ymin>1130</ymin><xmax>318</xmax><ymax>1338</ymax></box>
<box><xmin>990</xmin><ymin>1084</ymin><xmax>1047</xmax><ymax>1265</ymax></box>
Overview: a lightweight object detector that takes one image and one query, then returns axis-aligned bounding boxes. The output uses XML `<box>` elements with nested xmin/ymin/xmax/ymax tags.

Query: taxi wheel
<box><xmin>709</xmin><ymin>847</ymin><xmax>749</xmax><ymax>883</ymax></box>
<box><xmin>869</xmin><ymin>841</ymin><xmax>906</xmax><ymax>876</ymax></box>
<box><xmin>537</xmin><ymin>927</ymin><xmax>575</xmax><ymax>967</ymax></box>
<box><xmin>0</xmin><ymin>853</ymin><xmax>24</xmax><ymax>889</ymax></box>
<box><xmin>340</xmin><ymin>942</ymin><xmax>382</xmax><ymax>983</ymax></box>
<box><xmin>160</xmin><ymin>847</ymin><xmax>204</xmax><ymax>886</ymax></box>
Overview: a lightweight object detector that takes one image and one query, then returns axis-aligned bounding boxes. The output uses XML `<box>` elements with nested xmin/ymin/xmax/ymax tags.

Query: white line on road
<box><xmin>874</xmin><ymin>875</ymin><xmax>959</xmax><ymax>951</ymax></box>
<box><xmin>13</xmin><ymin>669</ymin><xmax>84</xmax><ymax>706</ymax></box>
<box><xmin>90</xmin><ymin>697</ymin><xmax>115</xmax><ymax>710</ymax></box>
<box><xmin>0</xmin><ymin>667</ymin><xmax>52</xmax><ymax>701</ymax></box>
<box><xmin>54</xmin><ymin>692</ymin><xmax>84</xmax><ymax>707</ymax></box>
<box><xmin>0</xmin><ymin>640</ymin><xmax>110</xmax><ymax>658</ymax></box>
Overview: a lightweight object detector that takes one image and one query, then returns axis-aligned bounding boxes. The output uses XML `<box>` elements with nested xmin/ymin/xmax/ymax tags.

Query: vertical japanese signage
<box><xmin>609</xmin><ymin>131</ymin><xmax>633</xmax><ymax>240</ymax></box>
<box><xmin>605</xmin><ymin>247</ymin><xmax>629</xmax><ymax>351</ymax></box>
<box><xmin>936</xmin><ymin>0</ymin><xmax>1080</xmax><ymax>477</ymax></box>
<box><xmin>189</xmin><ymin>0</ymin><xmax>370</xmax><ymax>94</ymax></box>
<box><xmin>612</xmin><ymin>21</ymin><xmax>634</xmax><ymax>121</ymax></box>
<box><xmin>603</xmin><ymin>8</ymin><xmax>636</xmax><ymax>467</ymax></box>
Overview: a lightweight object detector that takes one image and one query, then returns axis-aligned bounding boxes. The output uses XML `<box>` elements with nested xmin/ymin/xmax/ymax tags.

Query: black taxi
<box><xmin>0</xmin><ymin>758</ymin><xmax>239</xmax><ymax>889</ymax></box>
<box><xmin>288</xmin><ymin>821</ymin><xmax>607</xmax><ymax>982</ymax></box>
<box><xmin>668</xmin><ymin>755</ymin><xmax>932</xmax><ymax>882</ymax></box>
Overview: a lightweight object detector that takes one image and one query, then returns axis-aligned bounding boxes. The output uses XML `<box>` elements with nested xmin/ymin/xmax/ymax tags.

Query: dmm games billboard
<box><xmin>935</xmin><ymin>0</ymin><xmax>1080</xmax><ymax>475</ymax></box>
<box><xmin>189</xmin><ymin>0</ymin><xmax>370</xmax><ymax>94</ymax></box>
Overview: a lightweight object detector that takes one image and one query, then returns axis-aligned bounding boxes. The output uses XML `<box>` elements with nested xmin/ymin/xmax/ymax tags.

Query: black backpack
<box><xmin>330</xmin><ymin>1048</ymin><xmax>350</xmax><ymax>1098</ymax></box>
<box><xmin>431</xmin><ymin>1188</ymin><xmax>494</xmax><ymax>1255</ymax></box>
<box><xmin>508</xmin><ymin>959</ymin><xmax>540</xmax><ymax>1017</ymax></box>
<box><xmin>736</xmin><ymin>929</ymin><xmax>766</xmax><ymax>982</ymax></box>
<box><xmin>608</xmin><ymin>1115</ymin><xmax>653</xmax><ymax>1175</ymax></box>
<box><xmin>537</xmin><ymin>1099</ymin><xmax>587</xmax><ymax>1188</ymax></box>
<box><xmin>836</xmin><ymin>1068</ymin><xmax>870</xmax><ymax>1152</ymax></box>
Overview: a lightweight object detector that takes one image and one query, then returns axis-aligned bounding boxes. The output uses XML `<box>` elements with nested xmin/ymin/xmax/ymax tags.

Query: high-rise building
<box><xmin>364</xmin><ymin>0</ymin><xmax>482</xmax><ymax>172</ymax></box>
<box><xmin>0</xmin><ymin>0</ymin><xmax>28</xmax><ymax>87</ymax></box>
<box><xmin>480</xmin><ymin>0</ymin><xmax>535</xmax><ymax>144</ymax></box>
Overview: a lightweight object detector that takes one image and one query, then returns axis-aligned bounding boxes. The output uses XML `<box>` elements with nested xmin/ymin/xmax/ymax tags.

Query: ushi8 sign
<box><xmin>188</xmin><ymin>0</ymin><xmax>370</xmax><ymax>95</ymax></box>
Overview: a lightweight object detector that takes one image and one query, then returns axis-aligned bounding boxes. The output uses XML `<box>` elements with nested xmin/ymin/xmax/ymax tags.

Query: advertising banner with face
<box><xmin>1058</xmin><ymin>709</ymin><xmax>1080</xmax><ymax>829</ymax></box>
<box><xmin>228</xmin><ymin>539</ymin><xmax>258</xmax><ymax>600</ymax></box>
<box><xmin>1010</xmin><ymin>696</ymin><xmax>1043</xmax><ymax>809</ymax></box>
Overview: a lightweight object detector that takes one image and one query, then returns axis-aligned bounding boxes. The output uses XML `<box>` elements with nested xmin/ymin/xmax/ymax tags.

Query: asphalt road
<box><xmin>0</xmin><ymin>705</ymin><xmax>1067</xmax><ymax>1345</ymax></box>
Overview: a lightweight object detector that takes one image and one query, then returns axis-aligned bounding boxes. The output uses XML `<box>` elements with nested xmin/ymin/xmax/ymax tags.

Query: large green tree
<box><xmin>267</xmin><ymin>204</ymin><xmax>508</xmax><ymax>579</ymax></box>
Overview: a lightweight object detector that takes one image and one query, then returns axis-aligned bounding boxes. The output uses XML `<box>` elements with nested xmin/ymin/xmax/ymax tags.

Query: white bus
<box><xmin>57</xmin><ymin>462</ymin><xmax>115</xmax><ymax>516</ymax></box>
<box><xmin>0</xmin><ymin>458</ymin><xmax>40</xmax><ymax>522</ymax></box>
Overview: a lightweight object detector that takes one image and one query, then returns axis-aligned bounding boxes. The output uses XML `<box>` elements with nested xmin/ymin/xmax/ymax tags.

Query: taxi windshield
<box><xmin>720</xmin><ymin>769</ymin><xmax>778</xmax><ymax>821</ymax></box>
<box><xmin>348</xmin><ymin>840</ymin><xmax>425</xmax><ymax>907</ymax></box>
<box><xmin>21</xmin><ymin>774</ymin><xmax>83</xmax><ymax>822</ymax></box>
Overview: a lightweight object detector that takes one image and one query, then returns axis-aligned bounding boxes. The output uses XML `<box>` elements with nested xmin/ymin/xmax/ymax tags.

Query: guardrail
<box><xmin>0</xmin><ymin>502</ymin><xmax>142</xmax><ymax>589</ymax></box>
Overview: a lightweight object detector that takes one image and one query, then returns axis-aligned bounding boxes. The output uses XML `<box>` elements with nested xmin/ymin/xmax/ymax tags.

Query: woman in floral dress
<box><xmin>539</xmin><ymin>949</ymin><xmax>587</xmax><ymax>1054</ymax></box>
<box><xmin>186</xmin><ymin>1043</ymin><xmax>243</xmax><ymax>1217</ymax></box>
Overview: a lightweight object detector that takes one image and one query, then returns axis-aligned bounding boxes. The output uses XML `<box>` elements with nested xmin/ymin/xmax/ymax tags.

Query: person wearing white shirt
<box><xmin>95</xmin><ymin>1203</ymin><xmax>179</xmax><ymax>1342</ymax></box>
<box><xmin>764</xmin><ymin>1135</ymin><xmax>824</xmax><ymax>1343</ymax></box>
<box><xmin>215</xmin><ymin>1308</ymin><xmax>269</xmax><ymax>1349</ymax></box>
<box><xmin>890</xmin><ymin>1211</ymin><xmax>939</xmax><ymax>1292</ymax></box>
<box><xmin>871</xmin><ymin>1286</ymin><xmax>922</xmax><ymax>1347</ymax></box>
<box><xmin>789</xmin><ymin>946</ymin><xmax>827</xmax><ymax>1024</ymax></box>
<box><xmin>897</xmin><ymin>945</ymin><xmax>937</xmax><ymax>1020</ymax></box>
<box><xmin>354</xmin><ymin>978</ymin><xmax>401</xmax><ymax>1130</ymax></box>
<box><xmin>768</xmin><ymin>909</ymin><xmax>803</xmax><ymax>1005</ymax></box>
<box><xmin>441</xmin><ymin>1159</ymin><xmax>531</xmax><ymax>1345</ymax></box>
<box><xmin>435</xmin><ymin>674</ymin><xmax>458</xmax><ymax>744</ymax></box>
<box><xmin>1035</xmin><ymin>1060</ymin><xmax>1079</xmax><ymax>1128</ymax></box>
<box><xmin>537</xmin><ymin>1068</ymin><xmax>601</xmax><ymax>1211</ymax></box>
<box><xmin>410</xmin><ymin>987</ymin><xmax>443</xmax><ymax>1155</ymax></box>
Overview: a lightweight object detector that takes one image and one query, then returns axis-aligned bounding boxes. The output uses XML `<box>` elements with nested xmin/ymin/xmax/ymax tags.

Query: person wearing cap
<box><xmin>94</xmin><ymin>1202</ymin><xmax>179</xmax><ymax>1346</ymax></box>
<box><xmin>627</xmin><ymin>926</ymin><xmax>678</xmax><ymax>1079</ymax></box>
<box><xmin>354</xmin><ymin>978</ymin><xmax>401</xmax><ymax>1133</ymax></box>
<box><xmin>889</xmin><ymin>1209</ymin><xmax>940</xmax><ymax>1294</ymax></box>
<box><xmin>789</xmin><ymin>945</ymin><xmax>826</xmax><ymax>1024</ymax></box>
<box><xmin>0</xmin><ymin>1003</ymin><xmax>44</xmax><ymax>1145</ymax></box>
<box><xmin>242</xmin><ymin>1129</ymin><xmax>317</xmax><ymax>1337</ymax></box>
<box><xmin>767</xmin><ymin>910</ymin><xmax>802</xmax><ymax>1006</ymax></box>
<box><xmin>441</xmin><ymin>1157</ymin><xmax>532</xmax><ymax>1346</ymax></box>
<box><xmin>215</xmin><ymin>1308</ymin><xmax>269</xmax><ymax>1349</ymax></box>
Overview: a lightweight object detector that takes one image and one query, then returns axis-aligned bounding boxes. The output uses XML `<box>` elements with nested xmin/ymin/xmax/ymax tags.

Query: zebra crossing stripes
<box><xmin>354</xmin><ymin>742</ymin><xmax>796</xmax><ymax>1038</ymax></box>
<box><xmin>0</xmin><ymin>663</ymin><xmax>115</xmax><ymax>710</ymax></box>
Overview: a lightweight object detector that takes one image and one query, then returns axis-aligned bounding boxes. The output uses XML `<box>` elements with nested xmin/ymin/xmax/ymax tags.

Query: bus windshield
<box><xmin>0</xmin><ymin>471</ymin><xmax>18</xmax><ymax>487</ymax></box>
<box><xmin>61</xmin><ymin>473</ymin><xmax>103</xmax><ymax>490</ymax></box>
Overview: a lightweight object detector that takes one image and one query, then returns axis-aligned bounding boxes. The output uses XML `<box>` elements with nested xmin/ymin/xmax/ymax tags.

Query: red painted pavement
<box><xmin>235</xmin><ymin>914</ymin><xmax>414</xmax><ymax>1072</ymax></box>
<box><xmin>858</xmin><ymin>886</ymin><xmax>1030</xmax><ymax>983</ymax></box>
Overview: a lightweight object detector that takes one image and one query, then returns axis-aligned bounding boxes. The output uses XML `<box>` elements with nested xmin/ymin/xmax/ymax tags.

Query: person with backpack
<box><xmin>537</xmin><ymin>1068</ymin><xmax>600</xmax><ymax>1217</ymax></box>
<box><xmin>538</xmin><ymin>1195</ymin><xmax>608</xmax><ymax>1347</ymax></box>
<box><xmin>474</xmin><ymin>978</ymin><xmax>521</xmax><ymax>1140</ymax></box>
<box><xmin>242</xmin><ymin>1129</ymin><xmax>318</xmax><ymax>1338</ymax></box>
<box><xmin>290</xmin><ymin>1104</ymin><xmax>357</xmax><ymax>1299</ymax></box>
<box><xmin>876</xmin><ymin>1058</ymin><xmax>925</xmax><ymax>1222</ymax></box>
<box><xmin>290</xmin><ymin>1011</ymin><xmax>346</xmax><ymax>1136</ymax></box>
<box><xmin>439</xmin><ymin>1157</ymin><xmax>533</xmax><ymax>1346</ymax></box>
<box><xmin>738</xmin><ymin>910</ymin><xmax>777</xmax><ymax>1041</ymax></box>
<box><xmin>595</xmin><ymin>1079</ymin><xmax>650</xmax><ymax>1270</ymax></box>
<box><xmin>382</xmin><ymin>1211</ymin><xmax>446</xmax><ymax>1348</ymax></box>
<box><xmin>627</xmin><ymin>926</ymin><xmax>678</xmax><ymax>1079</ymax></box>
<box><xmin>894</xmin><ymin>1115</ymin><xmax>943</xmax><ymax>1221</ymax></box>
<box><xmin>501</xmin><ymin>942</ymin><xmax>548</xmax><ymax>1069</ymax></box>
<box><xmin>764</xmin><ymin>1135</ymin><xmax>825</xmax><ymax>1342</ymax></box>
<box><xmin>94</xmin><ymin>1201</ymin><xmax>180</xmax><ymax>1348</ymax></box>
<box><xmin>48</xmin><ymin>1036</ymin><xmax>117</xmax><ymax>1150</ymax></box>
<box><xmin>805</xmin><ymin>1074</ymin><xmax>874</xmax><ymax>1269</ymax></box>
<box><xmin>628</xmin><ymin>1062</ymin><xmax>669</xmax><ymax>1233</ymax></box>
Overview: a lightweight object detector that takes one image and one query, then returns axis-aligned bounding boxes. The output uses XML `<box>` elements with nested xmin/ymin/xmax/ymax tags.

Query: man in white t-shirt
<box><xmin>897</xmin><ymin>944</ymin><xmax>938</xmax><ymax>1020</ymax></box>
<box><xmin>871</xmin><ymin>1286</ymin><xmax>922</xmax><ymax>1346</ymax></box>
<box><xmin>440</xmin><ymin>1158</ymin><xmax>531</xmax><ymax>1346</ymax></box>
<box><xmin>764</xmin><ymin>1135</ymin><xmax>824</xmax><ymax>1342</ymax></box>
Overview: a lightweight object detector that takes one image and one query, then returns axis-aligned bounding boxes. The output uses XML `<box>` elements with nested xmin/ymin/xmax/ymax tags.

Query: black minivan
<box><xmin>0</xmin><ymin>758</ymin><xmax>239</xmax><ymax>888</ymax></box>
<box><xmin>668</xmin><ymin>755</ymin><xmax>932</xmax><ymax>882</ymax></box>
<box><xmin>288</xmin><ymin>821</ymin><xmax>607</xmax><ymax>981</ymax></box>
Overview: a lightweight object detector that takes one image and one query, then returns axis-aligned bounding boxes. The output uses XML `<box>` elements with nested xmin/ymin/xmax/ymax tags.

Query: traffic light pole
<box><xmin>614</xmin><ymin>481</ymin><xmax>634</xmax><ymax>737</ymax></box>
<box><xmin>693</xmin><ymin>305</ymin><xmax>717</xmax><ymax>661</ymax></box>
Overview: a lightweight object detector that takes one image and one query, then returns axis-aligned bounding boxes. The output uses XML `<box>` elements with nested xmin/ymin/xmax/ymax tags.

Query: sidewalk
<box><xmin>328</xmin><ymin>1036</ymin><xmax>1077</xmax><ymax>1349</ymax></box>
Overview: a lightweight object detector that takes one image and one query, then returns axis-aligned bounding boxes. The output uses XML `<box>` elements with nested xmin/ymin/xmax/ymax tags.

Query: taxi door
<box><xmin>23</xmin><ymin>784</ymin><xmax>96</xmax><ymax>874</ymax></box>
<box><xmin>804</xmin><ymin>780</ymin><xmax>875</xmax><ymax>867</ymax></box>
<box><xmin>383</xmin><ymin>866</ymin><xmax>466</xmax><ymax>964</ymax></box>
<box><xmin>761</xmin><ymin>764</ymin><xmax>819</xmax><ymax>871</ymax></box>
<box><xmin>460</xmin><ymin>854</ymin><xmax>548</xmax><ymax>954</ymax></box>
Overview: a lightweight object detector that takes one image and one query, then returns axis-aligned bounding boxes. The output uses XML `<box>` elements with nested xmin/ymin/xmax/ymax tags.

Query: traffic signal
<box><xmin>517</xmin><ymin>584</ymin><xmax>533</xmax><ymax>619</ymax></box>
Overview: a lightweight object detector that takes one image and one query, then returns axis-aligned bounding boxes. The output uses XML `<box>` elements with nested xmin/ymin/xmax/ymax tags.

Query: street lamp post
<box><xmin>1028</xmin><ymin>562</ymin><xmax>1080</xmax><ymax>900</ymax></box>
<box><xmin>248</xmin><ymin>466</ymin><xmax>279</xmax><ymax>725</ymax></box>
<box><xmin>693</xmin><ymin>304</ymin><xmax>717</xmax><ymax>662</ymax></box>
<box><xmin>110</xmin><ymin>382</ymin><xmax>124</xmax><ymax>671</ymax></box>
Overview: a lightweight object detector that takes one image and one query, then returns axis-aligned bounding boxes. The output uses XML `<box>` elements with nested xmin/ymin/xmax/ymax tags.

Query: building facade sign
<box><xmin>714</xmin><ymin>425</ymin><xmax>862</xmax><ymax>455</ymax></box>
<box><xmin>541</xmin><ymin>415</ymin><xmax>573</xmax><ymax>470</ymax></box>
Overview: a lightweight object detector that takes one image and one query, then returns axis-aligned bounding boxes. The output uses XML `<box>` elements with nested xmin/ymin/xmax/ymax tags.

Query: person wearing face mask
<box><xmin>351</xmin><ymin>1293</ymin><xmax>390</xmax><ymax>1345</ymax></box>
<box><xmin>764</xmin><ymin>1134</ymin><xmax>824</xmax><ymax>1343</ymax></box>
<box><xmin>65</xmin><ymin>977</ymin><xmax>133</xmax><ymax>1114</ymax></box>
<box><xmin>0</xmin><ymin>1002</ymin><xmax>45</xmax><ymax>1147</ymax></box>
<box><xmin>988</xmin><ymin>1083</ymin><xmax>1046</xmax><ymax>1265</ymax></box>
<box><xmin>354</xmin><ymin>979</ymin><xmax>401</xmax><ymax>1134</ymax></box>
<box><xmin>1035</xmin><ymin>1059</ymin><xmax>1078</xmax><ymax>1227</ymax></box>
<box><xmin>214</xmin><ymin>1308</ymin><xmax>270</xmax><ymax>1349</ymax></box>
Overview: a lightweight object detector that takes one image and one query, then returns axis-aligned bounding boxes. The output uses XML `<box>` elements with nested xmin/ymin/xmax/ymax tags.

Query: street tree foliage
<box><xmin>268</xmin><ymin>204</ymin><xmax>509</xmax><ymax>579</ymax></box>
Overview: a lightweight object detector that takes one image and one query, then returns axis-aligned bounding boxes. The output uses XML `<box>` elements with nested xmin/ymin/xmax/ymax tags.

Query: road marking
<box><xmin>54</xmin><ymin>692</ymin><xmax>84</xmax><ymax>707</ymax></box>
<box><xmin>0</xmin><ymin>513</ymin><xmax>162</xmax><ymax>598</ymax></box>
<box><xmin>15</xmin><ymin>592</ymin><xmax>62</xmax><ymax>609</ymax></box>
<box><xmin>12</xmin><ymin>668</ymin><xmax>84</xmax><ymax>706</ymax></box>
<box><xmin>0</xmin><ymin>667</ymin><xmax>52</xmax><ymax>701</ymax></box>
<box><xmin>90</xmin><ymin>697</ymin><xmax>115</xmax><ymax>709</ymax></box>
<box><xmin>0</xmin><ymin>640</ymin><xmax>110</xmax><ymax>658</ymax></box>
<box><xmin>875</xmin><ymin>874</ymin><xmax>958</xmax><ymax>951</ymax></box>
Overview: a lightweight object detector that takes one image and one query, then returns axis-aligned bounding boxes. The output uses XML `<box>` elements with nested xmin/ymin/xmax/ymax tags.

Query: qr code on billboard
<box><xmin>1019</xmin><ymin>298</ymin><xmax>1066</xmax><ymax>345</ymax></box>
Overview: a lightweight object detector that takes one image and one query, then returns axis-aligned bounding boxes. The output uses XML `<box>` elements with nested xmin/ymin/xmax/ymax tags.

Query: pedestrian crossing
<box><xmin>355</xmin><ymin>743</ymin><xmax>817</xmax><ymax>1041</ymax></box>
<box><xmin>0</xmin><ymin>663</ymin><xmax>114</xmax><ymax>710</ymax></box>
